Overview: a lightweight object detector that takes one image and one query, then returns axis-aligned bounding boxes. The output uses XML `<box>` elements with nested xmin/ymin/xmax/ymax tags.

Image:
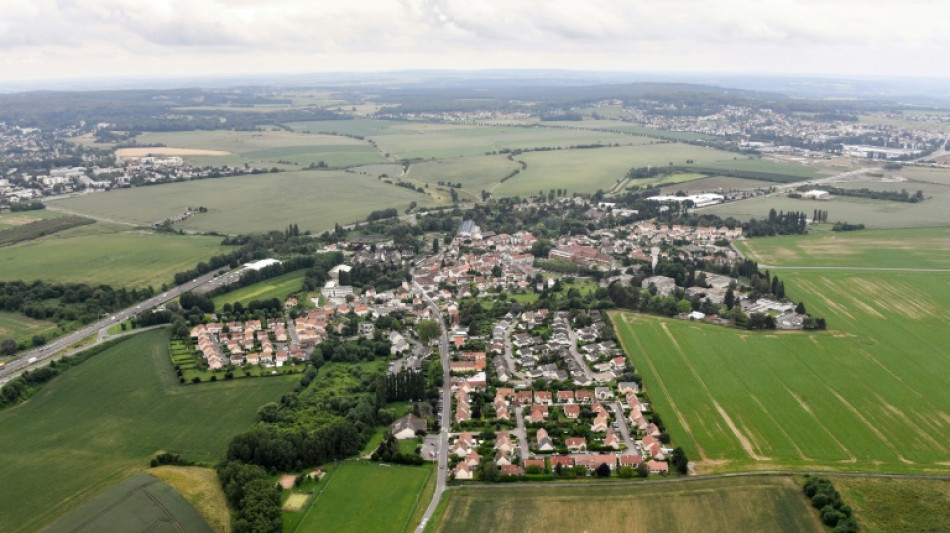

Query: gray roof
<box><xmin>392</xmin><ymin>413</ymin><xmax>427</xmax><ymax>434</ymax></box>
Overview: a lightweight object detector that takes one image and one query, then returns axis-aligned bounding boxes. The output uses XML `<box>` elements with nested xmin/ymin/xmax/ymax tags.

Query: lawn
<box><xmin>43</xmin><ymin>473</ymin><xmax>214</xmax><ymax>533</ymax></box>
<box><xmin>50</xmin><ymin>170</ymin><xmax>436</xmax><ymax>234</ymax></box>
<box><xmin>493</xmin><ymin>143</ymin><xmax>746</xmax><ymax>197</ymax></box>
<box><xmin>0</xmin><ymin>329</ymin><xmax>296</xmax><ymax>533</ymax></box>
<box><xmin>211</xmin><ymin>270</ymin><xmax>307</xmax><ymax>308</ymax></box>
<box><xmin>610</xmin><ymin>269</ymin><xmax>950</xmax><ymax>474</ymax></box>
<box><xmin>291</xmin><ymin>461</ymin><xmax>433</xmax><ymax>533</ymax></box>
<box><xmin>0</xmin><ymin>227</ymin><xmax>229</xmax><ymax>288</ymax></box>
<box><xmin>736</xmin><ymin>227</ymin><xmax>950</xmax><ymax>269</ymax></box>
<box><xmin>832</xmin><ymin>476</ymin><xmax>950</xmax><ymax>533</ymax></box>
<box><xmin>0</xmin><ymin>310</ymin><xmax>59</xmax><ymax>346</ymax></box>
<box><xmin>429</xmin><ymin>475</ymin><xmax>823</xmax><ymax>533</ymax></box>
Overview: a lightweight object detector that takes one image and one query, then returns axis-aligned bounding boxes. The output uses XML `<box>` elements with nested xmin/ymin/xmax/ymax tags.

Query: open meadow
<box><xmin>494</xmin><ymin>143</ymin><xmax>748</xmax><ymax>197</ymax></box>
<box><xmin>131</xmin><ymin>129</ymin><xmax>387</xmax><ymax>169</ymax></box>
<box><xmin>428</xmin><ymin>476</ymin><xmax>823</xmax><ymax>533</ymax></box>
<box><xmin>288</xmin><ymin>461</ymin><xmax>433</xmax><ymax>533</ymax></box>
<box><xmin>0</xmin><ymin>224</ymin><xmax>229</xmax><ymax>288</ymax></box>
<box><xmin>0</xmin><ymin>329</ymin><xmax>295</xmax><ymax>533</ymax></box>
<box><xmin>736</xmin><ymin>227</ymin><xmax>950</xmax><ymax>269</ymax></box>
<box><xmin>611</xmin><ymin>268</ymin><xmax>950</xmax><ymax>474</ymax></box>
<box><xmin>0</xmin><ymin>311</ymin><xmax>59</xmax><ymax>346</ymax></box>
<box><xmin>50</xmin><ymin>170</ymin><xmax>436</xmax><ymax>234</ymax></box>
<box><xmin>43</xmin><ymin>473</ymin><xmax>214</xmax><ymax>533</ymax></box>
<box><xmin>211</xmin><ymin>270</ymin><xmax>307</xmax><ymax>308</ymax></box>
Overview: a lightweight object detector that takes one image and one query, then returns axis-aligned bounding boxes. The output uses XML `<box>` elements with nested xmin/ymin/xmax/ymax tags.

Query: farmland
<box><xmin>494</xmin><ymin>143</ymin><xmax>748</xmax><ymax>197</ymax></box>
<box><xmin>211</xmin><ymin>270</ymin><xmax>307</xmax><ymax>308</ymax></box>
<box><xmin>289</xmin><ymin>461</ymin><xmax>433</xmax><ymax>533</ymax></box>
<box><xmin>658</xmin><ymin>175</ymin><xmax>775</xmax><ymax>194</ymax></box>
<box><xmin>428</xmin><ymin>475</ymin><xmax>823</xmax><ymax>533</ymax></box>
<box><xmin>0</xmin><ymin>226</ymin><xmax>230</xmax><ymax>288</ymax></box>
<box><xmin>0</xmin><ymin>329</ymin><xmax>295</xmax><ymax>533</ymax></box>
<box><xmin>149</xmin><ymin>466</ymin><xmax>231</xmax><ymax>533</ymax></box>
<box><xmin>832</xmin><ymin>476</ymin><xmax>950</xmax><ymax>533</ymax></box>
<box><xmin>50</xmin><ymin>170</ymin><xmax>435</xmax><ymax>234</ymax></box>
<box><xmin>43</xmin><ymin>473</ymin><xmax>213</xmax><ymax>533</ymax></box>
<box><xmin>736</xmin><ymin>227</ymin><xmax>950</xmax><ymax>269</ymax></box>
<box><xmin>406</xmin><ymin>154</ymin><xmax>522</xmax><ymax>199</ymax></box>
<box><xmin>611</xmin><ymin>268</ymin><xmax>950</xmax><ymax>474</ymax></box>
<box><xmin>0</xmin><ymin>208</ymin><xmax>64</xmax><ymax>230</ymax></box>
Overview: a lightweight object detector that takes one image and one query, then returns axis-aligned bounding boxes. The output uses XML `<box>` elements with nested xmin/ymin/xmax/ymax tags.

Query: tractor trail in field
<box><xmin>830</xmin><ymin>390</ymin><xmax>913</xmax><ymax>464</ymax></box>
<box><xmin>659</xmin><ymin>322</ymin><xmax>772</xmax><ymax>461</ymax></box>
<box><xmin>779</xmin><ymin>383</ymin><xmax>857</xmax><ymax>462</ymax></box>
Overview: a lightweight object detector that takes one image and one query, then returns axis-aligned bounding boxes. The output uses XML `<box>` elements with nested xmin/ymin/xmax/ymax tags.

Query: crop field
<box><xmin>611</xmin><ymin>269</ymin><xmax>950</xmax><ymax>474</ymax></box>
<box><xmin>429</xmin><ymin>476</ymin><xmax>823</xmax><ymax>533</ymax></box>
<box><xmin>696</xmin><ymin>157</ymin><xmax>826</xmax><ymax>178</ymax></box>
<box><xmin>494</xmin><ymin>143</ymin><xmax>744</xmax><ymax>197</ymax></box>
<box><xmin>149</xmin><ymin>466</ymin><xmax>230</xmax><ymax>533</ymax></box>
<box><xmin>736</xmin><ymin>227</ymin><xmax>950</xmax><ymax>269</ymax></box>
<box><xmin>50</xmin><ymin>171</ymin><xmax>435</xmax><ymax>234</ymax></box>
<box><xmin>291</xmin><ymin>461</ymin><xmax>433</xmax><ymax>533</ymax></box>
<box><xmin>0</xmin><ymin>227</ymin><xmax>229</xmax><ymax>288</ymax></box>
<box><xmin>542</xmin><ymin>119</ymin><xmax>720</xmax><ymax>141</ymax></box>
<box><xmin>369</xmin><ymin>123</ymin><xmax>635</xmax><ymax>160</ymax></box>
<box><xmin>624</xmin><ymin>172</ymin><xmax>710</xmax><ymax>191</ymax></box>
<box><xmin>832</xmin><ymin>476</ymin><xmax>950</xmax><ymax>533</ymax></box>
<box><xmin>406</xmin><ymin>154</ymin><xmax>522</xmax><ymax>196</ymax></box>
<box><xmin>658</xmin><ymin>175</ymin><xmax>775</xmax><ymax>194</ymax></box>
<box><xmin>0</xmin><ymin>329</ymin><xmax>295</xmax><ymax>533</ymax></box>
<box><xmin>43</xmin><ymin>473</ymin><xmax>213</xmax><ymax>533</ymax></box>
<box><xmin>286</xmin><ymin>119</ymin><xmax>410</xmax><ymax>138</ymax></box>
<box><xmin>211</xmin><ymin>270</ymin><xmax>307</xmax><ymax>308</ymax></box>
<box><xmin>0</xmin><ymin>310</ymin><xmax>59</xmax><ymax>346</ymax></box>
<box><xmin>132</xmin><ymin>129</ymin><xmax>387</xmax><ymax>168</ymax></box>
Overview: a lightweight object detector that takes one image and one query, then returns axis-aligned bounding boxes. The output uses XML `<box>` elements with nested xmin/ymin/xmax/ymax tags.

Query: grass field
<box><xmin>406</xmin><ymin>154</ymin><xmax>522</xmax><ymax>198</ymax></box>
<box><xmin>132</xmin><ymin>129</ymin><xmax>387</xmax><ymax>168</ymax></box>
<box><xmin>541</xmin><ymin>119</ymin><xmax>720</xmax><ymax>141</ymax></box>
<box><xmin>0</xmin><ymin>227</ymin><xmax>229</xmax><ymax>288</ymax></box>
<box><xmin>832</xmin><ymin>476</ymin><xmax>950</xmax><ymax>533</ymax></box>
<box><xmin>0</xmin><ymin>208</ymin><xmax>63</xmax><ymax>230</ymax></box>
<box><xmin>657</xmin><ymin>175</ymin><xmax>775</xmax><ymax>194</ymax></box>
<box><xmin>290</xmin><ymin>461</ymin><xmax>433</xmax><ymax>533</ymax></box>
<box><xmin>494</xmin><ymin>143</ymin><xmax>746</xmax><ymax>197</ymax></box>
<box><xmin>43</xmin><ymin>473</ymin><xmax>213</xmax><ymax>533</ymax></box>
<box><xmin>0</xmin><ymin>329</ymin><xmax>295</xmax><ymax>533</ymax></box>
<box><xmin>0</xmin><ymin>310</ymin><xmax>59</xmax><ymax>346</ymax></box>
<box><xmin>696</xmin><ymin>157</ymin><xmax>826</xmax><ymax>178</ymax></box>
<box><xmin>211</xmin><ymin>270</ymin><xmax>307</xmax><ymax>308</ymax></box>
<box><xmin>611</xmin><ymin>269</ymin><xmax>950</xmax><ymax>474</ymax></box>
<box><xmin>50</xmin><ymin>171</ymin><xmax>436</xmax><ymax>234</ymax></box>
<box><xmin>429</xmin><ymin>476</ymin><xmax>823</xmax><ymax>533</ymax></box>
<box><xmin>736</xmin><ymin>227</ymin><xmax>950</xmax><ymax>269</ymax></box>
<box><xmin>150</xmin><ymin>466</ymin><xmax>230</xmax><ymax>533</ymax></box>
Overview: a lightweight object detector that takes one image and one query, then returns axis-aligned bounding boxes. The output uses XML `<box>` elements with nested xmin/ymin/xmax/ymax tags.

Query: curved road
<box><xmin>0</xmin><ymin>268</ymin><xmax>230</xmax><ymax>384</ymax></box>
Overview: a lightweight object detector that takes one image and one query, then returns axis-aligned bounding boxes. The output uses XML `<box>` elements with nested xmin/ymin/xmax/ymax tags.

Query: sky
<box><xmin>0</xmin><ymin>0</ymin><xmax>946</xmax><ymax>83</ymax></box>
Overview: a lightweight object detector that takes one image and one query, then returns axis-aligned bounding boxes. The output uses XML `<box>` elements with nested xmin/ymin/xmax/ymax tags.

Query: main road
<box><xmin>413</xmin><ymin>282</ymin><xmax>451</xmax><ymax>533</ymax></box>
<box><xmin>0</xmin><ymin>267</ymin><xmax>231</xmax><ymax>384</ymax></box>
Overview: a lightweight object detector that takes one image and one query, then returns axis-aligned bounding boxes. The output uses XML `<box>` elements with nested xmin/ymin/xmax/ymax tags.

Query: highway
<box><xmin>0</xmin><ymin>267</ymin><xmax>232</xmax><ymax>384</ymax></box>
<box><xmin>413</xmin><ymin>282</ymin><xmax>451</xmax><ymax>533</ymax></box>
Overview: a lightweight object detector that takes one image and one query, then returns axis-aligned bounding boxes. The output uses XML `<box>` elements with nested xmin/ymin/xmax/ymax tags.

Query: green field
<box><xmin>50</xmin><ymin>171</ymin><xmax>436</xmax><ymax>234</ymax></box>
<box><xmin>406</xmin><ymin>154</ymin><xmax>522</xmax><ymax>198</ymax></box>
<box><xmin>429</xmin><ymin>476</ymin><xmax>822</xmax><ymax>533</ymax></box>
<box><xmin>0</xmin><ymin>208</ymin><xmax>63</xmax><ymax>230</ymax></box>
<box><xmin>131</xmin><ymin>129</ymin><xmax>387</xmax><ymax>168</ymax></box>
<box><xmin>0</xmin><ymin>227</ymin><xmax>229</xmax><ymax>288</ymax></box>
<box><xmin>211</xmin><ymin>270</ymin><xmax>307</xmax><ymax>308</ymax></box>
<box><xmin>736</xmin><ymin>227</ymin><xmax>950</xmax><ymax>269</ymax></box>
<box><xmin>0</xmin><ymin>329</ymin><xmax>295</xmax><ymax>533</ymax></box>
<box><xmin>833</xmin><ymin>476</ymin><xmax>950</xmax><ymax>533</ymax></box>
<box><xmin>0</xmin><ymin>310</ymin><xmax>59</xmax><ymax>346</ymax></box>
<box><xmin>612</xmin><ymin>269</ymin><xmax>950</xmax><ymax>474</ymax></box>
<box><xmin>541</xmin><ymin>119</ymin><xmax>720</xmax><ymax>141</ymax></box>
<box><xmin>658</xmin><ymin>175</ymin><xmax>775</xmax><ymax>194</ymax></box>
<box><xmin>290</xmin><ymin>461</ymin><xmax>433</xmax><ymax>533</ymax></box>
<box><xmin>494</xmin><ymin>143</ymin><xmax>750</xmax><ymax>197</ymax></box>
<box><xmin>696</xmin><ymin>157</ymin><xmax>826</xmax><ymax>179</ymax></box>
<box><xmin>43</xmin><ymin>473</ymin><xmax>213</xmax><ymax>533</ymax></box>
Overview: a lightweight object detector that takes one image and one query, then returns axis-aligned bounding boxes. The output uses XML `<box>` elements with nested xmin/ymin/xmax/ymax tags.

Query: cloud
<box><xmin>0</xmin><ymin>0</ymin><xmax>945</xmax><ymax>80</ymax></box>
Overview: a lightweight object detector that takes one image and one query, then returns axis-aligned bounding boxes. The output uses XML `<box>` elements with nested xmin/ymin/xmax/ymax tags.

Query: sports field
<box><xmin>50</xmin><ymin>171</ymin><xmax>435</xmax><ymax>234</ymax></box>
<box><xmin>428</xmin><ymin>476</ymin><xmax>823</xmax><ymax>533</ymax></box>
<box><xmin>0</xmin><ymin>227</ymin><xmax>229</xmax><ymax>288</ymax></box>
<box><xmin>611</xmin><ymin>269</ymin><xmax>950</xmax><ymax>474</ymax></box>
<box><xmin>43</xmin><ymin>473</ymin><xmax>213</xmax><ymax>533</ymax></box>
<box><xmin>0</xmin><ymin>329</ymin><xmax>295</xmax><ymax>533</ymax></box>
<box><xmin>211</xmin><ymin>270</ymin><xmax>306</xmax><ymax>308</ymax></box>
<box><xmin>290</xmin><ymin>461</ymin><xmax>433</xmax><ymax>533</ymax></box>
<box><xmin>0</xmin><ymin>310</ymin><xmax>59</xmax><ymax>346</ymax></box>
<box><xmin>494</xmin><ymin>143</ymin><xmax>744</xmax><ymax>197</ymax></box>
<box><xmin>736</xmin><ymin>227</ymin><xmax>950</xmax><ymax>269</ymax></box>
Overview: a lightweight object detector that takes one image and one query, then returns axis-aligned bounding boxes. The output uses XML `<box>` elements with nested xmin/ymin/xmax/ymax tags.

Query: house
<box><xmin>391</xmin><ymin>414</ymin><xmax>427</xmax><ymax>440</ymax></box>
<box><xmin>495</xmin><ymin>431</ymin><xmax>514</xmax><ymax>453</ymax></box>
<box><xmin>453</xmin><ymin>462</ymin><xmax>474</xmax><ymax>480</ymax></box>
<box><xmin>550</xmin><ymin>455</ymin><xmax>574</xmax><ymax>469</ymax></box>
<box><xmin>495</xmin><ymin>450</ymin><xmax>512</xmax><ymax>466</ymax></box>
<box><xmin>575</xmin><ymin>390</ymin><xmax>594</xmax><ymax>404</ymax></box>
<box><xmin>591</xmin><ymin>411</ymin><xmax>609</xmax><ymax>433</ymax></box>
<box><xmin>566</xmin><ymin>437</ymin><xmax>587</xmax><ymax>452</ymax></box>
<box><xmin>563</xmin><ymin>404</ymin><xmax>581</xmax><ymax>419</ymax></box>
<box><xmin>501</xmin><ymin>464</ymin><xmax>525</xmax><ymax>476</ymax></box>
<box><xmin>523</xmin><ymin>458</ymin><xmax>546</xmax><ymax>472</ymax></box>
<box><xmin>465</xmin><ymin>451</ymin><xmax>482</xmax><ymax>467</ymax></box>
<box><xmin>647</xmin><ymin>460</ymin><xmax>669</xmax><ymax>474</ymax></box>
<box><xmin>536</xmin><ymin>428</ymin><xmax>555</xmax><ymax>452</ymax></box>
<box><xmin>534</xmin><ymin>390</ymin><xmax>553</xmax><ymax>405</ymax></box>
<box><xmin>617</xmin><ymin>382</ymin><xmax>640</xmax><ymax>396</ymax></box>
<box><xmin>618</xmin><ymin>454</ymin><xmax>643</xmax><ymax>467</ymax></box>
<box><xmin>594</xmin><ymin>386</ymin><xmax>613</xmax><ymax>400</ymax></box>
<box><xmin>528</xmin><ymin>405</ymin><xmax>548</xmax><ymax>424</ymax></box>
<box><xmin>604</xmin><ymin>428</ymin><xmax>620</xmax><ymax>450</ymax></box>
<box><xmin>557</xmin><ymin>390</ymin><xmax>575</xmax><ymax>403</ymax></box>
<box><xmin>495</xmin><ymin>404</ymin><xmax>511</xmax><ymax>421</ymax></box>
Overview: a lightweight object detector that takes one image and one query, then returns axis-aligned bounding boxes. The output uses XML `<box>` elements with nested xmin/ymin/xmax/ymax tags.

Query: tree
<box><xmin>432</xmin><ymin>237</ymin><xmax>439</xmax><ymax>254</ymax></box>
<box><xmin>0</xmin><ymin>338</ymin><xmax>16</xmax><ymax>355</ymax></box>
<box><xmin>724</xmin><ymin>286</ymin><xmax>736</xmax><ymax>309</ymax></box>
<box><xmin>595</xmin><ymin>463</ymin><xmax>611</xmax><ymax>477</ymax></box>
<box><xmin>670</xmin><ymin>447</ymin><xmax>689</xmax><ymax>475</ymax></box>
<box><xmin>417</xmin><ymin>319</ymin><xmax>441</xmax><ymax>344</ymax></box>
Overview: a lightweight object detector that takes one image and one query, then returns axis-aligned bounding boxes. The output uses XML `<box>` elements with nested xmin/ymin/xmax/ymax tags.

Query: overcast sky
<box><xmin>1</xmin><ymin>0</ymin><xmax>945</xmax><ymax>83</ymax></box>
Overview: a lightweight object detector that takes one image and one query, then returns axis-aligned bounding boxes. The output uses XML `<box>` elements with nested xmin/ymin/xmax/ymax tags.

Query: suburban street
<box><xmin>0</xmin><ymin>267</ymin><xmax>231</xmax><ymax>384</ymax></box>
<box><xmin>414</xmin><ymin>283</ymin><xmax>451</xmax><ymax>533</ymax></box>
<box><xmin>564</xmin><ymin>321</ymin><xmax>597</xmax><ymax>382</ymax></box>
<box><xmin>514</xmin><ymin>406</ymin><xmax>530</xmax><ymax>459</ymax></box>
<box><xmin>611</xmin><ymin>402</ymin><xmax>637</xmax><ymax>450</ymax></box>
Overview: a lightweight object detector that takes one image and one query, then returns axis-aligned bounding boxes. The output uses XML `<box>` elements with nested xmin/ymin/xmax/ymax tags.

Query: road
<box><xmin>500</xmin><ymin>322</ymin><xmax>526</xmax><ymax>381</ymax></box>
<box><xmin>414</xmin><ymin>283</ymin><xmax>451</xmax><ymax>533</ymax></box>
<box><xmin>611</xmin><ymin>402</ymin><xmax>637</xmax><ymax>451</ymax></box>
<box><xmin>562</xmin><ymin>319</ymin><xmax>597</xmax><ymax>381</ymax></box>
<box><xmin>0</xmin><ymin>268</ymin><xmax>230</xmax><ymax>384</ymax></box>
<box><xmin>513</xmin><ymin>406</ymin><xmax>530</xmax><ymax>460</ymax></box>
